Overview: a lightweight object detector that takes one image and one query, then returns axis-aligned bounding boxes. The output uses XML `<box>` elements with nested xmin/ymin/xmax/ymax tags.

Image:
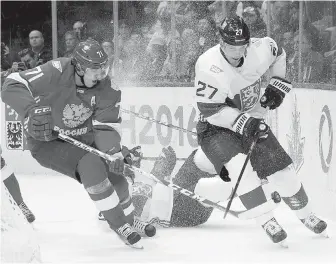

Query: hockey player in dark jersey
<box><xmin>1</xmin><ymin>47</ymin><xmax>36</xmax><ymax>224</ymax></box>
<box><xmin>1</xmin><ymin>39</ymin><xmax>155</xmax><ymax>249</ymax></box>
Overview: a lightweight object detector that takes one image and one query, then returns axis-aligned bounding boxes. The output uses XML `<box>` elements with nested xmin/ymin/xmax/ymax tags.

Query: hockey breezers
<box><xmin>57</xmin><ymin>133</ymin><xmax>277</xmax><ymax>220</ymax></box>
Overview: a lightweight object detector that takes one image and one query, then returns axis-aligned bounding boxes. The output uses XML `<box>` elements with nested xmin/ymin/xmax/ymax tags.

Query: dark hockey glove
<box><xmin>260</xmin><ymin>77</ymin><xmax>292</xmax><ymax>110</ymax></box>
<box><xmin>24</xmin><ymin>105</ymin><xmax>57</xmax><ymax>141</ymax></box>
<box><xmin>121</xmin><ymin>145</ymin><xmax>135</xmax><ymax>182</ymax></box>
<box><xmin>232</xmin><ymin>113</ymin><xmax>269</xmax><ymax>149</ymax></box>
<box><xmin>106</xmin><ymin>146</ymin><xmax>133</xmax><ymax>179</ymax></box>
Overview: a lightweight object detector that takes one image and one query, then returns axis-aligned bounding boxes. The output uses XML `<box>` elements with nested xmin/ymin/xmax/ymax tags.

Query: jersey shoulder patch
<box><xmin>51</xmin><ymin>60</ymin><xmax>63</xmax><ymax>73</ymax></box>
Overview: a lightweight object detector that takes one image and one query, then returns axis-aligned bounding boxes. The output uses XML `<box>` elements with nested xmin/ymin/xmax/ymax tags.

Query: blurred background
<box><xmin>1</xmin><ymin>0</ymin><xmax>336</xmax><ymax>88</ymax></box>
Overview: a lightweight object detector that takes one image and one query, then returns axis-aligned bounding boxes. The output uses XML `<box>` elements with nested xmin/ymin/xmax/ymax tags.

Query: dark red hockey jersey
<box><xmin>1</xmin><ymin>58</ymin><xmax>122</xmax><ymax>151</ymax></box>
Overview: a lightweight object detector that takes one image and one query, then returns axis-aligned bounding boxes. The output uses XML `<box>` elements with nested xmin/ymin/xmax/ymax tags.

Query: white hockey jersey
<box><xmin>194</xmin><ymin>37</ymin><xmax>286</xmax><ymax>130</ymax></box>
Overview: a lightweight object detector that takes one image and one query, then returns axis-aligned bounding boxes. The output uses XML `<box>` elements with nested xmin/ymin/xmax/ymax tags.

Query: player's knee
<box><xmin>77</xmin><ymin>152</ymin><xmax>108</xmax><ymax>188</ymax></box>
<box><xmin>94</xmin><ymin>129</ymin><xmax>121</xmax><ymax>153</ymax></box>
<box><xmin>194</xmin><ymin>177</ymin><xmax>231</xmax><ymax>203</ymax></box>
<box><xmin>267</xmin><ymin>165</ymin><xmax>301</xmax><ymax>197</ymax></box>
<box><xmin>193</xmin><ymin>147</ymin><xmax>217</xmax><ymax>174</ymax></box>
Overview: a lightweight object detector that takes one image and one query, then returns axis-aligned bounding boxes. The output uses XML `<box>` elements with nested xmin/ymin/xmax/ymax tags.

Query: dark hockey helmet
<box><xmin>72</xmin><ymin>39</ymin><xmax>109</xmax><ymax>76</ymax></box>
<box><xmin>218</xmin><ymin>16</ymin><xmax>250</xmax><ymax>46</ymax></box>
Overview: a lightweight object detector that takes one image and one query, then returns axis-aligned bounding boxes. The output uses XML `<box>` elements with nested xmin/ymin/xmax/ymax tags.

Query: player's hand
<box><xmin>106</xmin><ymin>147</ymin><xmax>133</xmax><ymax>177</ymax></box>
<box><xmin>233</xmin><ymin>113</ymin><xmax>269</xmax><ymax>148</ymax></box>
<box><xmin>24</xmin><ymin>105</ymin><xmax>57</xmax><ymax>141</ymax></box>
<box><xmin>121</xmin><ymin>146</ymin><xmax>135</xmax><ymax>182</ymax></box>
<box><xmin>260</xmin><ymin>77</ymin><xmax>292</xmax><ymax>110</ymax></box>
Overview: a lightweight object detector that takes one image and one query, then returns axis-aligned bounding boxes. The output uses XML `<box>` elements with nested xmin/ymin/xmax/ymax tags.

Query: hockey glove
<box><xmin>121</xmin><ymin>145</ymin><xmax>135</xmax><ymax>182</ymax></box>
<box><xmin>24</xmin><ymin>105</ymin><xmax>56</xmax><ymax>141</ymax></box>
<box><xmin>106</xmin><ymin>146</ymin><xmax>133</xmax><ymax>178</ymax></box>
<box><xmin>260</xmin><ymin>77</ymin><xmax>292</xmax><ymax>110</ymax></box>
<box><xmin>232</xmin><ymin>113</ymin><xmax>269</xmax><ymax>149</ymax></box>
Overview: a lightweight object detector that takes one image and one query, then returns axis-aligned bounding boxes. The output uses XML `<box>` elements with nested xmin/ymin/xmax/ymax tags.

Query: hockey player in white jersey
<box><xmin>132</xmin><ymin>16</ymin><xmax>328</xmax><ymax>246</ymax></box>
<box><xmin>192</xmin><ymin>16</ymin><xmax>327</xmax><ymax>242</ymax></box>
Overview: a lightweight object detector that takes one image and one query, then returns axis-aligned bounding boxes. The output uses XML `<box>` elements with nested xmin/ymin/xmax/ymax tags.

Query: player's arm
<box><xmin>1</xmin><ymin>72</ymin><xmax>37</xmax><ymax>118</ymax></box>
<box><xmin>195</xmin><ymin>64</ymin><xmax>240</xmax><ymax>130</ymax></box>
<box><xmin>93</xmin><ymin>80</ymin><xmax>133</xmax><ymax>175</ymax></box>
<box><xmin>1</xmin><ymin>67</ymin><xmax>55</xmax><ymax>141</ymax></box>
<box><xmin>195</xmin><ymin>63</ymin><xmax>269</xmax><ymax>147</ymax></box>
<box><xmin>260</xmin><ymin>37</ymin><xmax>292</xmax><ymax>110</ymax></box>
<box><xmin>92</xmin><ymin>80</ymin><xmax>122</xmax><ymax>152</ymax></box>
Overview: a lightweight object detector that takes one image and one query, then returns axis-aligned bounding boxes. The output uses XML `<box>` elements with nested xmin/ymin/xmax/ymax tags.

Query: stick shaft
<box><xmin>121</xmin><ymin>108</ymin><xmax>197</xmax><ymax>135</ymax></box>
<box><xmin>57</xmin><ymin>133</ymin><xmax>244</xmax><ymax>218</ymax></box>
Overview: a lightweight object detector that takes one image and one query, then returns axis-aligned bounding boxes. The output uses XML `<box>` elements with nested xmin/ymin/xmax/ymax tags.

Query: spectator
<box><xmin>121</xmin><ymin>33</ymin><xmax>147</xmax><ymax>81</ymax></box>
<box><xmin>270</xmin><ymin>1</ymin><xmax>291</xmax><ymax>47</ymax></box>
<box><xmin>73</xmin><ymin>20</ymin><xmax>88</xmax><ymax>41</ymax></box>
<box><xmin>322</xmin><ymin>26</ymin><xmax>336</xmax><ymax>83</ymax></box>
<box><xmin>101</xmin><ymin>40</ymin><xmax>119</xmax><ymax>78</ymax></box>
<box><xmin>145</xmin><ymin>13</ymin><xmax>181</xmax><ymax>80</ymax></box>
<box><xmin>115</xmin><ymin>20</ymin><xmax>132</xmax><ymax>56</ymax></box>
<box><xmin>1</xmin><ymin>42</ymin><xmax>11</xmax><ymax>71</ymax></box>
<box><xmin>18</xmin><ymin>48</ymin><xmax>37</xmax><ymax>69</ymax></box>
<box><xmin>28</xmin><ymin>30</ymin><xmax>52</xmax><ymax>65</ymax></box>
<box><xmin>1</xmin><ymin>46</ymin><xmax>32</xmax><ymax>83</ymax></box>
<box><xmin>283</xmin><ymin>31</ymin><xmax>295</xmax><ymax>59</ymax></box>
<box><xmin>287</xmin><ymin>31</ymin><xmax>324</xmax><ymax>83</ymax></box>
<box><xmin>180</xmin><ymin>16</ymin><xmax>217</xmax><ymax>80</ymax></box>
<box><xmin>242</xmin><ymin>5</ymin><xmax>266</xmax><ymax>38</ymax></box>
<box><xmin>63</xmin><ymin>31</ymin><xmax>78</xmax><ymax>58</ymax></box>
<box><xmin>288</xmin><ymin>2</ymin><xmax>323</xmax><ymax>53</ymax></box>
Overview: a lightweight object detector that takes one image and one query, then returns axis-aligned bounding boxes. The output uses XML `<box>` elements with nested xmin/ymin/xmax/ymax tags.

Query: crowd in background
<box><xmin>1</xmin><ymin>1</ymin><xmax>336</xmax><ymax>86</ymax></box>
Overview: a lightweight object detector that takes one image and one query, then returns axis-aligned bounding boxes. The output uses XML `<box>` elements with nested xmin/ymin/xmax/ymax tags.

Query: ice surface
<box><xmin>17</xmin><ymin>173</ymin><xmax>336</xmax><ymax>264</ymax></box>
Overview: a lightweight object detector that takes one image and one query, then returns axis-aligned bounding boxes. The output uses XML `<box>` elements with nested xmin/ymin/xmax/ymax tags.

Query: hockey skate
<box><xmin>115</xmin><ymin>223</ymin><xmax>143</xmax><ymax>249</ymax></box>
<box><xmin>262</xmin><ymin>217</ymin><xmax>288</xmax><ymax>247</ymax></box>
<box><xmin>19</xmin><ymin>202</ymin><xmax>36</xmax><ymax>223</ymax></box>
<box><xmin>300</xmin><ymin>213</ymin><xmax>328</xmax><ymax>237</ymax></box>
<box><xmin>98</xmin><ymin>213</ymin><xmax>156</xmax><ymax>238</ymax></box>
<box><xmin>132</xmin><ymin>216</ymin><xmax>156</xmax><ymax>237</ymax></box>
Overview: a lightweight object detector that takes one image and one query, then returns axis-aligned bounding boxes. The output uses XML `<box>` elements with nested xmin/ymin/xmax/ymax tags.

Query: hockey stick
<box><xmin>223</xmin><ymin>137</ymin><xmax>258</xmax><ymax>219</ymax></box>
<box><xmin>57</xmin><ymin>133</ymin><xmax>254</xmax><ymax>219</ymax></box>
<box><xmin>121</xmin><ymin>108</ymin><xmax>197</xmax><ymax>136</ymax></box>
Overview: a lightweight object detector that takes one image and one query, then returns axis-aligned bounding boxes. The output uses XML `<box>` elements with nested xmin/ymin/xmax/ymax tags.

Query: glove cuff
<box><xmin>269</xmin><ymin>77</ymin><xmax>292</xmax><ymax>94</ymax></box>
<box><xmin>232</xmin><ymin>113</ymin><xmax>251</xmax><ymax>135</ymax></box>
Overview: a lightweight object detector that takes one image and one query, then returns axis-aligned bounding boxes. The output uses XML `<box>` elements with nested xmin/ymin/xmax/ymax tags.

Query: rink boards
<box><xmin>1</xmin><ymin>86</ymin><xmax>335</xmax><ymax>221</ymax></box>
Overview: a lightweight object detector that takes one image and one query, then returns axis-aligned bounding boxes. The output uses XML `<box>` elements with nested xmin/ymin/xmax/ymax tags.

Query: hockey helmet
<box><xmin>218</xmin><ymin>16</ymin><xmax>250</xmax><ymax>46</ymax></box>
<box><xmin>72</xmin><ymin>39</ymin><xmax>109</xmax><ymax>78</ymax></box>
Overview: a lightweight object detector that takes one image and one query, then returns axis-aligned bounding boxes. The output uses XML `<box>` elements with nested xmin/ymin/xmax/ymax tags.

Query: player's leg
<box><xmin>132</xmin><ymin>147</ymin><xmax>216</xmax><ymax>227</ymax></box>
<box><xmin>196</xmin><ymin>124</ymin><xmax>288</xmax><ymax>243</ymax></box>
<box><xmin>250</xmin><ymin>130</ymin><xmax>327</xmax><ymax>235</ymax></box>
<box><xmin>106</xmin><ymin>169</ymin><xmax>156</xmax><ymax>237</ymax></box>
<box><xmin>1</xmin><ymin>151</ymin><xmax>35</xmax><ymax>223</ymax></box>
<box><xmin>29</xmin><ymin>140</ymin><xmax>142</xmax><ymax>246</ymax></box>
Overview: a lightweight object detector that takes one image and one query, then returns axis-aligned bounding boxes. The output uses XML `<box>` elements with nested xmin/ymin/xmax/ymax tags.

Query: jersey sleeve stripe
<box><xmin>7</xmin><ymin>73</ymin><xmax>34</xmax><ymax>96</ymax></box>
<box><xmin>197</xmin><ymin>102</ymin><xmax>226</xmax><ymax>118</ymax></box>
<box><xmin>92</xmin><ymin>120</ymin><xmax>122</xmax><ymax>135</ymax></box>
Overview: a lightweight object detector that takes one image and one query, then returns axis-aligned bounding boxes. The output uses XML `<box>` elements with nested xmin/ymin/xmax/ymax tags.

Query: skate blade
<box><xmin>319</xmin><ymin>230</ymin><xmax>329</xmax><ymax>238</ymax></box>
<box><xmin>126</xmin><ymin>241</ymin><xmax>144</xmax><ymax>249</ymax></box>
<box><xmin>278</xmin><ymin>240</ymin><xmax>288</xmax><ymax>248</ymax></box>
